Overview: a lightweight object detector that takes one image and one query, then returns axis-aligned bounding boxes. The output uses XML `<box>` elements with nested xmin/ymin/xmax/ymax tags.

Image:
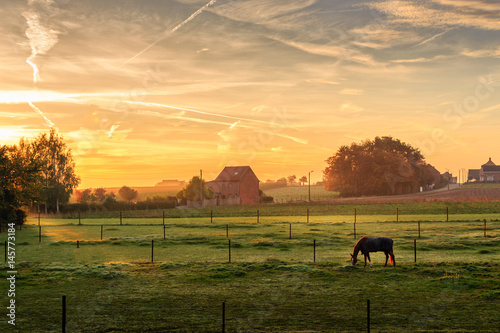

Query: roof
<box><xmin>214</xmin><ymin>166</ymin><xmax>258</xmax><ymax>182</ymax></box>
<box><xmin>482</xmin><ymin>165</ymin><xmax>500</xmax><ymax>172</ymax></box>
<box><xmin>482</xmin><ymin>157</ymin><xmax>496</xmax><ymax>167</ymax></box>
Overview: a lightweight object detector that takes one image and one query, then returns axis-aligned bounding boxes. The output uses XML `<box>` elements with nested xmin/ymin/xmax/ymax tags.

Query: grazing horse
<box><xmin>351</xmin><ymin>236</ymin><xmax>395</xmax><ymax>267</ymax></box>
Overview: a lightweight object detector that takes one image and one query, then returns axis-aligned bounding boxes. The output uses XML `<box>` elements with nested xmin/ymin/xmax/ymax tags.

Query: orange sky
<box><xmin>1</xmin><ymin>0</ymin><xmax>500</xmax><ymax>188</ymax></box>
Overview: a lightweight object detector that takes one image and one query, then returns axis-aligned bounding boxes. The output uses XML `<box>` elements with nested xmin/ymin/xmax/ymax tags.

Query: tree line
<box><xmin>323</xmin><ymin>136</ymin><xmax>443</xmax><ymax>197</ymax></box>
<box><xmin>1</xmin><ymin>128</ymin><xmax>80</xmax><ymax>226</ymax></box>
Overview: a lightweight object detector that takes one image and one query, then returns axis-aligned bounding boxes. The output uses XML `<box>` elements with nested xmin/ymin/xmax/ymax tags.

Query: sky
<box><xmin>1</xmin><ymin>0</ymin><xmax>499</xmax><ymax>188</ymax></box>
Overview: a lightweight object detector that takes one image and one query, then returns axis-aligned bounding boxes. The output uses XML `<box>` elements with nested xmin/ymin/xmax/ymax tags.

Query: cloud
<box><xmin>340</xmin><ymin>89</ymin><xmax>364</xmax><ymax>95</ymax></box>
<box><xmin>367</xmin><ymin>1</ymin><xmax>500</xmax><ymax>31</ymax></box>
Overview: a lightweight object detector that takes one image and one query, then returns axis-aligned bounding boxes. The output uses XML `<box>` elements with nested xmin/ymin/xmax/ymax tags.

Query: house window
<box><xmin>487</xmin><ymin>175</ymin><xmax>494</xmax><ymax>182</ymax></box>
<box><xmin>228</xmin><ymin>183</ymin><xmax>232</xmax><ymax>190</ymax></box>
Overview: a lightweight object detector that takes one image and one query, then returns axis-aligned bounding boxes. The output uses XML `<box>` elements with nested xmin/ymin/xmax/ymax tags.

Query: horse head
<box><xmin>350</xmin><ymin>254</ymin><xmax>357</xmax><ymax>266</ymax></box>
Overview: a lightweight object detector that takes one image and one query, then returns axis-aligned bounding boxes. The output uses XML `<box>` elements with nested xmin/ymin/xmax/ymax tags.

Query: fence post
<box><xmin>163</xmin><ymin>225</ymin><xmax>166</xmax><ymax>240</ymax></box>
<box><xmin>77</xmin><ymin>240</ymin><xmax>79</xmax><ymax>248</ymax></box>
<box><xmin>38</xmin><ymin>211</ymin><xmax>40</xmax><ymax>227</ymax></box>
<box><xmin>101</xmin><ymin>225</ymin><xmax>103</xmax><ymax>241</ymax></box>
<box><xmin>151</xmin><ymin>240</ymin><xmax>154</xmax><ymax>263</ymax></box>
<box><xmin>313</xmin><ymin>239</ymin><xmax>316</xmax><ymax>263</ymax></box>
<box><xmin>367</xmin><ymin>299</ymin><xmax>370</xmax><ymax>333</ymax></box>
<box><xmin>222</xmin><ymin>301</ymin><xmax>226</xmax><ymax>333</ymax></box>
<box><xmin>354</xmin><ymin>221</ymin><xmax>356</xmax><ymax>239</ymax></box>
<box><xmin>163</xmin><ymin>211</ymin><xmax>165</xmax><ymax>226</ymax></box>
<box><xmin>257</xmin><ymin>209</ymin><xmax>259</xmax><ymax>224</ymax></box>
<box><xmin>228</xmin><ymin>239</ymin><xmax>231</xmax><ymax>263</ymax></box>
<box><xmin>39</xmin><ymin>225</ymin><xmax>41</xmax><ymax>243</ymax></box>
<box><xmin>289</xmin><ymin>223</ymin><xmax>292</xmax><ymax>240</ymax></box>
<box><xmin>226</xmin><ymin>224</ymin><xmax>229</xmax><ymax>239</ymax></box>
<box><xmin>446</xmin><ymin>207</ymin><xmax>449</xmax><ymax>222</ymax></box>
<box><xmin>418</xmin><ymin>221</ymin><xmax>421</xmax><ymax>239</ymax></box>
<box><xmin>414</xmin><ymin>239</ymin><xmax>417</xmax><ymax>263</ymax></box>
<box><xmin>62</xmin><ymin>295</ymin><xmax>67</xmax><ymax>333</ymax></box>
<box><xmin>484</xmin><ymin>220</ymin><xmax>487</xmax><ymax>238</ymax></box>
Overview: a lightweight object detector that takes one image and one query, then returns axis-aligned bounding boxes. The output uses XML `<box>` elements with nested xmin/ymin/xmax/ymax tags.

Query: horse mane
<box><xmin>352</xmin><ymin>236</ymin><xmax>369</xmax><ymax>256</ymax></box>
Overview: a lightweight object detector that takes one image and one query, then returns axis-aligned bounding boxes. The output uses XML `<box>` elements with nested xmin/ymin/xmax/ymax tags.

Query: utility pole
<box><xmin>200</xmin><ymin>169</ymin><xmax>203</xmax><ymax>206</ymax></box>
<box><xmin>308</xmin><ymin>170</ymin><xmax>314</xmax><ymax>202</ymax></box>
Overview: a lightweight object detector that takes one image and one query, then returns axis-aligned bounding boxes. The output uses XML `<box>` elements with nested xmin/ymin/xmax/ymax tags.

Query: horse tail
<box><xmin>389</xmin><ymin>249</ymin><xmax>395</xmax><ymax>266</ymax></box>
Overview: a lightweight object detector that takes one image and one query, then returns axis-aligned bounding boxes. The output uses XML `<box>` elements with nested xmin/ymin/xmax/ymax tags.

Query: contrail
<box><xmin>121</xmin><ymin>0</ymin><xmax>218</xmax><ymax>66</ymax></box>
<box><xmin>23</xmin><ymin>0</ymin><xmax>60</xmax><ymax>126</ymax></box>
<box><xmin>28</xmin><ymin>101</ymin><xmax>55</xmax><ymax>127</ymax></box>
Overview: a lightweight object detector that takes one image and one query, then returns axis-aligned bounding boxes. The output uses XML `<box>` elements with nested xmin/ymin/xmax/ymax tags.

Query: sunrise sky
<box><xmin>1</xmin><ymin>0</ymin><xmax>500</xmax><ymax>188</ymax></box>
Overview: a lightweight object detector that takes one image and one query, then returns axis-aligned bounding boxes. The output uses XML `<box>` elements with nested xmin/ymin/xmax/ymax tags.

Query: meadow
<box><xmin>2</xmin><ymin>208</ymin><xmax>500</xmax><ymax>332</ymax></box>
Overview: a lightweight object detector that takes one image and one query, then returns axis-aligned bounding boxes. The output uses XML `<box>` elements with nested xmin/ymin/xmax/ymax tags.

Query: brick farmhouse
<box><xmin>206</xmin><ymin>166</ymin><xmax>260</xmax><ymax>206</ymax></box>
<box><xmin>468</xmin><ymin>158</ymin><xmax>500</xmax><ymax>183</ymax></box>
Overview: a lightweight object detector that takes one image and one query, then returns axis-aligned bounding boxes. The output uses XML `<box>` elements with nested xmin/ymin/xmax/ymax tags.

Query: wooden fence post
<box><xmin>313</xmin><ymin>239</ymin><xmax>316</xmax><ymax>263</ymax></box>
<box><xmin>101</xmin><ymin>225</ymin><xmax>103</xmax><ymax>241</ymax></box>
<box><xmin>367</xmin><ymin>299</ymin><xmax>370</xmax><ymax>333</ymax></box>
<box><xmin>39</xmin><ymin>225</ymin><xmax>41</xmax><ymax>243</ymax></box>
<box><xmin>257</xmin><ymin>209</ymin><xmax>259</xmax><ymax>224</ymax></box>
<box><xmin>289</xmin><ymin>223</ymin><xmax>292</xmax><ymax>240</ymax></box>
<box><xmin>484</xmin><ymin>220</ymin><xmax>487</xmax><ymax>238</ymax></box>
<box><xmin>163</xmin><ymin>225</ymin><xmax>166</xmax><ymax>240</ymax></box>
<box><xmin>446</xmin><ymin>207</ymin><xmax>449</xmax><ymax>222</ymax></box>
<box><xmin>151</xmin><ymin>240</ymin><xmax>154</xmax><ymax>263</ymax></box>
<box><xmin>222</xmin><ymin>301</ymin><xmax>226</xmax><ymax>333</ymax></box>
<box><xmin>163</xmin><ymin>211</ymin><xmax>165</xmax><ymax>226</ymax></box>
<box><xmin>228</xmin><ymin>239</ymin><xmax>231</xmax><ymax>263</ymax></box>
<box><xmin>414</xmin><ymin>239</ymin><xmax>417</xmax><ymax>263</ymax></box>
<box><xmin>226</xmin><ymin>224</ymin><xmax>229</xmax><ymax>239</ymax></box>
<box><xmin>418</xmin><ymin>221</ymin><xmax>421</xmax><ymax>239</ymax></box>
<box><xmin>77</xmin><ymin>240</ymin><xmax>79</xmax><ymax>248</ymax></box>
<box><xmin>62</xmin><ymin>295</ymin><xmax>67</xmax><ymax>333</ymax></box>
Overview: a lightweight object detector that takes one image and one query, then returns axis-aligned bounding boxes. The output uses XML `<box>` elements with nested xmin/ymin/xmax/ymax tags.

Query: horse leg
<box><xmin>366</xmin><ymin>253</ymin><xmax>372</xmax><ymax>267</ymax></box>
<box><xmin>364</xmin><ymin>254</ymin><xmax>367</xmax><ymax>267</ymax></box>
<box><xmin>390</xmin><ymin>250</ymin><xmax>396</xmax><ymax>267</ymax></box>
<box><xmin>384</xmin><ymin>252</ymin><xmax>389</xmax><ymax>267</ymax></box>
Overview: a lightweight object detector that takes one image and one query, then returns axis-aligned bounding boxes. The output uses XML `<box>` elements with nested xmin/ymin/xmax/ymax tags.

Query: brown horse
<box><xmin>351</xmin><ymin>236</ymin><xmax>395</xmax><ymax>267</ymax></box>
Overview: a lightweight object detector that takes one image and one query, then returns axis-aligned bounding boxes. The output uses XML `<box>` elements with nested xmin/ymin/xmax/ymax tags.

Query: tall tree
<box><xmin>118</xmin><ymin>186</ymin><xmax>138</xmax><ymax>203</ymax></box>
<box><xmin>299</xmin><ymin>176</ymin><xmax>308</xmax><ymax>186</ymax></box>
<box><xmin>0</xmin><ymin>143</ymin><xmax>41</xmax><ymax>226</ymax></box>
<box><xmin>28</xmin><ymin>128</ymin><xmax>80</xmax><ymax>213</ymax></box>
<box><xmin>324</xmin><ymin>136</ymin><xmax>434</xmax><ymax>197</ymax></box>
<box><xmin>176</xmin><ymin>176</ymin><xmax>214</xmax><ymax>205</ymax></box>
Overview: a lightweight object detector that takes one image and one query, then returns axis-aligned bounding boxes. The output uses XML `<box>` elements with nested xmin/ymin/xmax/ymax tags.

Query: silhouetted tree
<box><xmin>176</xmin><ymin>176</ymin><xmax>214</xmax><ymax>204</ymax></box>
<box><xmin>324</xmin><ymin>136</ymin><xmax>435</xmax><ymax>197</ymax></box>
<box><xmin>299</xmin><ymin>176</ymin><xmax>308</xmax><ymax>186</ymax></box>
<box><xmin>118</xmin><ymin>186</ymin><xmax>138</xmax><ymax>203</ymax></box>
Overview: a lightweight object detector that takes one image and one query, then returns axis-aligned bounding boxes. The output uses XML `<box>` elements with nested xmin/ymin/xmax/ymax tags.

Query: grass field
<box><xmin>2</xmin><ymin>213</ymin><xmax>500</xmax><ymax>332</ymax></box>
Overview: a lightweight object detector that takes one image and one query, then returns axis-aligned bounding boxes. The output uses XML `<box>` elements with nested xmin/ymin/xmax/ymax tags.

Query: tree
<box><xmin>299</xmin><ymin>176</ymin><xmax>308</xmax><ymax>186</ymax></box>
<box><xmin>118</xmin><ymin>186</ymin><xmax>138</xmax><ymax>203</ymax></box>
<box><xmin>28</xmin><ymin>128</ymin><xmax>80</xmax><ymax>213</ymax></box>
<box><xmin>176</xmin><ymin>176</ymin><xmax>214</xmax><ymax>204</ymax></box>
<box><xmin>287</xmin><ymin>175</ymin><xmax>297</xmax><ymax>185</ymax></box>
<box><xmin>75</xmin><ymin>189</ymin><xmax>92</xmax><ymax>204</ymax></box>
<box><xmin>324</xmin><ymin>136</ymin><xmax>434</xmax><ymax>197</ymax></box>
<box><xmin>0</xmin><ymin>143</ymin><xmax>41</xmax><ymax>227</ymax></box>
<box><xmin>93</xmin><ymin>188</ymin><xmax>107</xmax><ymax>202</ymax></box>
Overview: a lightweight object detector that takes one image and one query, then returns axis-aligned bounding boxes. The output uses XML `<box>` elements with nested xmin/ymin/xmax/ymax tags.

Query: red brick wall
<box><xmin>239</xmin><ymin>171</ymin><xmax>259</xmax><ymax>204</ymax></box>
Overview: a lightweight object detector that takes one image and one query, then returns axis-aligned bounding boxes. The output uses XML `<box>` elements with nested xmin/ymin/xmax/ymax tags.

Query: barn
<box><xmin>206</xmin><ymin>166</ymin><xmax>260</xmax><ymax>205</ymax></box>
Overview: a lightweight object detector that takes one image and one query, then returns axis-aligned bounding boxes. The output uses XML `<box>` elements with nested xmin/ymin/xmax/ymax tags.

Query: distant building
<box><xmin>155</xmin><ymin>179</ymin><xmax>186</xmax><ymax>188</ymax></box>
<box><xmin>468</xmin><ymin>158</ymin><xmax>500</xmax><ymax>182</ymax></box>
<box><xmin>206</xmin><ymin>166</ymin><xmax>260</xmax><ymax>206</ymax></box>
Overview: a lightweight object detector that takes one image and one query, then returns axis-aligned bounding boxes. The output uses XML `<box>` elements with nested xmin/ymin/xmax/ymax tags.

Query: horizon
<box><xmin>1</xmin><ymin>0</ymin><xmax>499</xmax><ymax>188</ymax></box>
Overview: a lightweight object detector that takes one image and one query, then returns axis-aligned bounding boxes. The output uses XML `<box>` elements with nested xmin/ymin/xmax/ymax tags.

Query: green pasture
<box><xmin>3</xmin><ymin>210</ymin><xmax>500</xmax><ymax>332</ymax></box>
<box><xmin>264</xmin><ymin>185</ymin><xmax>340</xmax><ymax>202</ymax></box>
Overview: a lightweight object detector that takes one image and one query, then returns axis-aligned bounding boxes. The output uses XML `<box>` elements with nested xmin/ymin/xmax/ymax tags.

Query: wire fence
<box><xmin>9</xmin><ymin>296</ymin><xmax>499</xmax><ymax>332</ymax></box>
